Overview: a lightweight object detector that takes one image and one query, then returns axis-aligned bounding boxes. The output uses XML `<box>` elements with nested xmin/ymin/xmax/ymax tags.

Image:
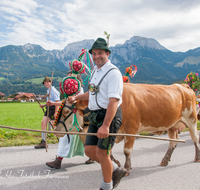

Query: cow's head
<box><xmin>54</xmin><ymin>100</ymin><xmax>88</xmax><ymax>137</ymax></box>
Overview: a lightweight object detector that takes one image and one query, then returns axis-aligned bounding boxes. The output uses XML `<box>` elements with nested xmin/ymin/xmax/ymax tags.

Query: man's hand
<box><xmin>54</xmin><ymin>113</ymin><xmax>57</xmax><ymax>118</ymax></box>
<box><xmin>46</xmin><ymin>100</ymin><xmax>52</xmax><ymax>106</ymax></box>
<box><xmin>40</xmin><ymin>104</ymin><xmax>46</xmax><ymax>108</ymax></box>
<box><xmin>97</xmin><ymin>124</ymin><xmax>109</xmax><ymax>139</ymax></box>
<box><xmin>67</xmin><ymin>96</ymin><xmax>76</xmax><ymax>104</ymax></box>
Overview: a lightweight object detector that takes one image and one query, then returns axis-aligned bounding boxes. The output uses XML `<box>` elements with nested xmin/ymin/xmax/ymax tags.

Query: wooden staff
<box><xmin>33</xmin><ymin>94</ymin><xmax>54</xmax><ymax>129</ymax></box>
<box><xmin>0</xmin><ymin>125</ymin><xmax>186</xmax><ymax>143</ymax></box>
<box><xmin>33</xmin><ymin>94</ymin><xmax>45</xmax><ymax>113</ymax></box>
<box><xmin>45</xmin><ymin>71</ymin><xmax>54</xmax><ymax>152</ymax></box>
<box><xmin>33</xmin><ymin>94</ymin><xmax>59</xmax><ymax>142</ymax></box>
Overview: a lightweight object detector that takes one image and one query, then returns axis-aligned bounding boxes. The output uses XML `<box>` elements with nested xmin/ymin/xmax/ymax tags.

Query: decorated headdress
<box><xmin>54</xmin><ymin>49</ymin><xmax>94</xmax><ymax>129</ymax></box>
<box><xmin>122</xmin><ymin>65</ymin><xmax>137</xmax><ymax>83</ymax></box>
<box><xmin>59</xmin><ymin>48</ymin><xmax>94</xmax><ymax>98</ymax></box>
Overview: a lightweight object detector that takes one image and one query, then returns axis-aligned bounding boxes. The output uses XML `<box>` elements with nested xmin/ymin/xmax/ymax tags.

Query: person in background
<box><xmin>45</xmin><ymin>71</ymin><xmax>94</xmax><ymax>169</ymax></box>
<box><xmin>68</xmin><ymin>38</ymin><xmax>127</xmax><ymax>190</ymax></box>
<box><xmin>34</xmin><ymin>76</ymin><xmax>60</xmax><ymax>149</ymax></box>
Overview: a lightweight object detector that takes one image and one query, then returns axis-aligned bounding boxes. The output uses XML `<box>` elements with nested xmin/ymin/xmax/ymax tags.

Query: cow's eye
<box><xmin>63</xmin><ymin>110</ymin><xmax>70</xmax><ymax>115</ymax></box>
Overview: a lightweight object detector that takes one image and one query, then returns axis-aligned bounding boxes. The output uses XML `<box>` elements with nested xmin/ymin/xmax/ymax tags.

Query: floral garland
<box><xmin>183</xmin><ymin>72</ymin><xmax>200</xmax><ymax>94</ymax></box>
<box><xmin>54</xmin><ymin>100</ymin><xmax>65</xmax><ymax>126</ymax></box>
<box><xmin>122</xmin><ymin>65</ymin><xmax>137</xmax><ymax>83</ymax></box>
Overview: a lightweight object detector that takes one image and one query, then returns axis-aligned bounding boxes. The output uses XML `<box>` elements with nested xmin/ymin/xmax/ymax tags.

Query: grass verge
<box><xmin>0</xmin><ymin>102</ymin><xmax>200</xmax><ymax>147</ymax></box>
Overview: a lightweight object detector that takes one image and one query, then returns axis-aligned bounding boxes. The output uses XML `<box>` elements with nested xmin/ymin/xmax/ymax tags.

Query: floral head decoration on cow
<box><xmin>59</xmin><ymin>48</ymin><xmax>94</xmax><ymax>98</ymax></box>
<box><xmin>122</xmin><ymin>65</ymin><xmax>137</xmax><ymax>83</ymax></box>
<box><xmin>54</xmin><ymin>49</ymin><xmax>94</xmax><ymax>130</ymax></box>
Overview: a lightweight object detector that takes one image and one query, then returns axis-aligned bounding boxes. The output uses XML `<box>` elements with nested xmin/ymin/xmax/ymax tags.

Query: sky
<box><xmin>0</xmin><ymin>0</ymin><xmax>200</xmax><ymax>52</ymax></box>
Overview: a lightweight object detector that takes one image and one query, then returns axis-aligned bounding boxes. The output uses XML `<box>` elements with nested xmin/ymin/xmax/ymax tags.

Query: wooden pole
<box><xmin>0</xmin><ymin>125</ymin><xmax>185</xmax><ymax>143</ymax></box>
<box><xmin>33</xmin><ymin>94</ymin><xmax>45</xmax><ymax>113</ymax></box>
<box><xmin>33</xmin><ymin>94</ymin><xmax>59</xmax><ymax>142</ymax></box>
<box><xmin>45</xmin><ymin>71</ymin><xmax>54</xmax><ymax>152</ymax></box>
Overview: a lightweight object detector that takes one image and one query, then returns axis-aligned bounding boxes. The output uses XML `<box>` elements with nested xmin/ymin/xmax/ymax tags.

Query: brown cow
<box><xmin>54</xmin><ymin>83</ymin><xmax>200</xmax><ymax>175</ymax></box>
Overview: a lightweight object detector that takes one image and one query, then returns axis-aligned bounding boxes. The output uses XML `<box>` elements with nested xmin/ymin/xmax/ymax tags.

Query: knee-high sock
<box><xmin>42</xmin><ymin>132</ymin><xmax>45</xmax><ymax>141</ymax></box>
<box><xmin>100</xmin><ymin>180</ymin><xmax>113</xmax><ymax>190</ymax></box>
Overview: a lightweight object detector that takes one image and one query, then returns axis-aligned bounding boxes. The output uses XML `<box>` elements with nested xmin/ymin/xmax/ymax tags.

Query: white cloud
<box><xmin>0</xmin><ymin>0</ymin><xmax>200</xmax><ymax>51</ymax></box>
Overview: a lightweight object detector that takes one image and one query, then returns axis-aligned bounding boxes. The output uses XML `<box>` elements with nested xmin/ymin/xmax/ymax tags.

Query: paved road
<box><xmin>0</xmin><ymin>131</ymin><xmax>200</xmax><ymax>190</ymax></box>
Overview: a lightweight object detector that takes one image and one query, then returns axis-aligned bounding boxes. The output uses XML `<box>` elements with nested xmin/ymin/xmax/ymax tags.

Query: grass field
<box><xmin>26</xmin><ymin>77</ymin><xmax>63</xmax><ymax>84</ymax></box>
<box><xmin>0</xmin><ymin>102</ymin><xmax>58</xmax><ymax>147</ymax></box>
<box><xmin>0</xmin><ymin>102</ymin><xmax>200</xmax><ymax>147</ymax></box>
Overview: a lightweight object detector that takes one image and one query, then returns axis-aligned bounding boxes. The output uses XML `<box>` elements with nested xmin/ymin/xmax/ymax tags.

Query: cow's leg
<box><xmin>160</xmin><ymin>128</ymin><xmax>178</xmax><ymax>166</ymax></box>
<box><xmin>110</xmin><ymin>151</ymin><xmax>121</xmax><ymax>167</ymax></box>
<box><xmin>123</xmin><ymin>136</ymin><xmax>135</xmax><ymax>175</ymax></box>
<box><xmin>79</xmin><ymin>126</ymin><xmax>89</xmax><ymax>145</ymax></box>
<box><xmin>184</xmin><ymin>110</ymin><xmax>200</xmax><ymax>162</ymax></box>
<box><xmin>188</xmin><ymin>125</ymin><xmax>200</xmax><ymax>162</ymax></box>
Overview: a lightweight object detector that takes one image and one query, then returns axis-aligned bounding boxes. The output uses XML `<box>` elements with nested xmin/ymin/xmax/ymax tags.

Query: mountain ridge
<box><xmin>0</xmin><ymin>36</ymin><xmax>200</xmax><ymax>96</ymax></box>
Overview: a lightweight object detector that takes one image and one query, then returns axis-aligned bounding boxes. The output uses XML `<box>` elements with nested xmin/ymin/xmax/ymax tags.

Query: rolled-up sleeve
<box><xmin>50</xmin><ymin>87</ymin><xmax>60</xmax><ymax>102</ymax></box>
<box><xmin>107</xmin><ymin>69</ymin><xmax>123</xmax><ymax>100</ymax></box>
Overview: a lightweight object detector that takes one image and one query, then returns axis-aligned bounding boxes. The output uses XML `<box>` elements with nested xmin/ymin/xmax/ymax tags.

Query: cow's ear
<box><xmin>75</xmin><ymin>100</ymin><xmax>88</xmax><ymax>110</ymax></box>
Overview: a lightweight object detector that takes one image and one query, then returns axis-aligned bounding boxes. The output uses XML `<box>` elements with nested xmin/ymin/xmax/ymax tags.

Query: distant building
<box><xmin>7</xmin><ymin>98</ymin><xmax>14</xmax><ymax>102</ymax></box>
<box><xmin>35</xmin><ymin>95</ymin><xmax>46</xmax><ymax>101</ymax></box>
<box><xmin>0</xmin><ymin>92</ymin><xmax>5</xmax><ymax>99</ymax></box>
<box><xmin>14</xmin><ymin>92</ymin><xmax>36</xmax><ymax>102</ymax></box>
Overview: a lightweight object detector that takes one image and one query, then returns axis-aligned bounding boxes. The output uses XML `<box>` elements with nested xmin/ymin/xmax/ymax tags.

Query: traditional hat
<box><xmin>89</xmin><ymin>38</ymin><xmax>111</xmax><ymax>54</ymax></box>
<box><xmin>42</xmin><ymin>76</ymin><xmax>52</xmax><ymax>84</ymax></box>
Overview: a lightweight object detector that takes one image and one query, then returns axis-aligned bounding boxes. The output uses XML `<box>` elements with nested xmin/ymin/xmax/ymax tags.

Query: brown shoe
<box><xmin>34</xmin><ymin>139</ymin><xmax>46</xmax><ymax>149</ymax></box>
<box><xmin>112</xmin><ymin>167</ymin><xmax>127</xmax><ymax>189</ymax></box>
<box><xmin>46</xmin><ymin>156</ymin><xmax>61</xmax><ymax>169</ymax></box>
<box><xmin>85</xmin><ymin>158</ymin><xmax>95</xmax><ymax>164</ymax></box>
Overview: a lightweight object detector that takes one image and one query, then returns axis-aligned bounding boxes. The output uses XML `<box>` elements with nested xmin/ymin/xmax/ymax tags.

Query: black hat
<box><xmin>42</xmin><ymin>76</ymin><xmax>52</xmax><ymax>84</ymax></box>
<box><xmin>89</xmin><ymin>38</ymin><xmax>111</xmax><ymax>54</ymax></box>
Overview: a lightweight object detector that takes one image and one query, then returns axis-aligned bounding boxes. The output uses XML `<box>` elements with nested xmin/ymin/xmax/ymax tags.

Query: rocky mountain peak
<box><xmin>63</xmin><ymin>39</ymin><xmax>94</xmax><ymax>53</ymax></box>
<box><xmin>125</xmin><ymin>36</ymin><xmax>166</xmax><ymax>50</ymax></box>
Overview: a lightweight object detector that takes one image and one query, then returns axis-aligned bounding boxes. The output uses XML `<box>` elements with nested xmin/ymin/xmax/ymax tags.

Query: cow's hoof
<box><xmin>160</xmin><ymin>161</ymin><xmax>168</xmax><ymax>166</ymax></box>
<box><xmin>193</xmin><ymin>158</ymin><xmax>200</xmax><ymax>162</ymax></box>
<box><xmin>125</xmin><ymin>171</ymin><xmax>130</xmax><ymax>176</ymax></box>
<box><xmin>124</xmin><ymin>167</ymin><xmax>131</xmax><ymax>176</ymax></box>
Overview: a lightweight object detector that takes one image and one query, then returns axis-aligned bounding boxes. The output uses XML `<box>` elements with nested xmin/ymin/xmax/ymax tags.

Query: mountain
<box><xmin>0</xmin><ymin>36</ymin><xmax>200</xmax><ymax>96</ymax></box>
<box><xmin>110</xmin><ymin>36</ymin><xmax>199</xmax><ymax>83</ymax></box>
<box><xmin>52</xmin><ymin>39</ymin><xmax>95</xmax><ymax>67</ymax></box>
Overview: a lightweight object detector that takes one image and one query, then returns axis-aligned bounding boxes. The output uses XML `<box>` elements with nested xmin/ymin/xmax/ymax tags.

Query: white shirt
<box><xmin>88</xmin><ymin>60</ymin><xmax>123</xmax><ymax>110</ymax></box>
<box><xmin>47</xmin><ymin>86</ymin><xmax>60</xmax><ymax>102</ymax></box>
<box><xmin>77</xmin><ymin>87</ymin><xmax>84</xmax><ymax>95</ymax></box>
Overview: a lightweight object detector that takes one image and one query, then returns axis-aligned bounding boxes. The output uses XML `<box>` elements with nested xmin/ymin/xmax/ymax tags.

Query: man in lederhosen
<box><xmin>68</xmin><ymin>38</ymin><xmax>127</xmax><ymax>190</ymax></box>
<box><xmin>34</xmin><ymin>76</ymin><xmax>60</xmax><ymax>149</ymax></box>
